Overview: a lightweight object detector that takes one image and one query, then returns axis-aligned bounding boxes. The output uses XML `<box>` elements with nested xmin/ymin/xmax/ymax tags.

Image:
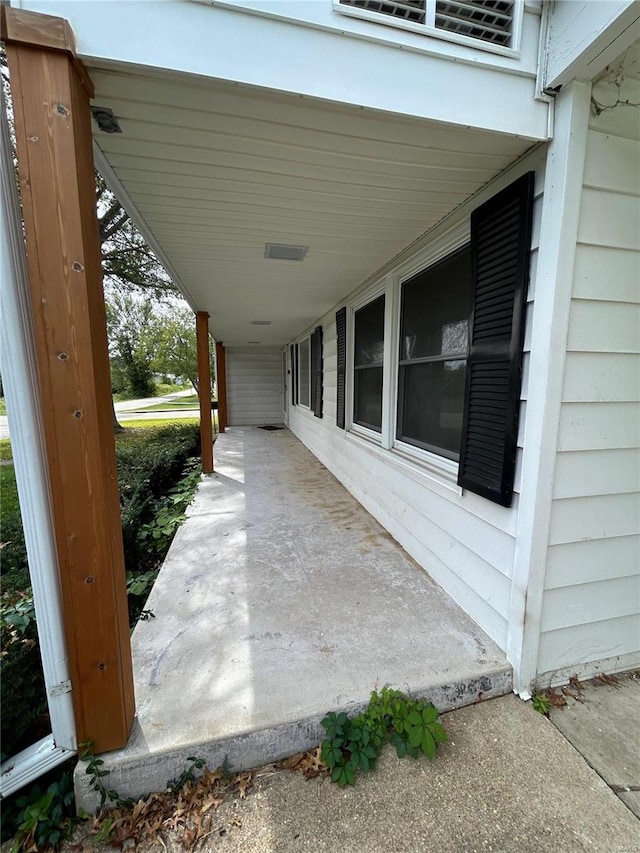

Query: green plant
<box><xmin>321</xmin><ymin>687</ymin><xmax>447</xmax><ymax>787</ymax></box>
<box><xmin>79</xmin><ymin>742</ymin><xmax>134</xmax><ymax>810</ymax></box>
<box><xmin>9</xmin><ymin>770</ymin><xmax>75</xmax><ymax>853</ymax></box>
<box><xmin>137</xmin><ymin>460</ymin><xmax>200</xmax><ymax>554</ymax></box>
<box><xmin>167</xmin><ymin>756</ymin><xmax>207</xmax><ymax>793</ymax></box>
<box><xmin>532</xmin><ymin>693</ymin><xmax>551</xmax><ymax>715</ymax></box>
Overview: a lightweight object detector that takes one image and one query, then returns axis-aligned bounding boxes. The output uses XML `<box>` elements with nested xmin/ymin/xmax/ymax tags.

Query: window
<box><xmin>299</xmin><ymin>337</ymin><xmax>310</xmax><ymax>407</ymax></box>
<box><xmin>397</xmin><ymin>248</ymin><xmax>471</xmax><ymax>459</ymax></box>
<box><xmin>337</xmin><ymin>0</ymin><xmax>516</xmax><ymax>49</ymax></box>
<box><xmin>333</xmin><ymin>173</ymin><xmax>533</xmax><ymax>507</ymax></box>
<box><xmin>310</xmin><ymin>325</ymin><xmax>323</xmax><ymax>418</ymax></box>
<box><xmin>353</xmin><ymin>295</ymin><xmax>385</xmax><ymax>432</ymax></box>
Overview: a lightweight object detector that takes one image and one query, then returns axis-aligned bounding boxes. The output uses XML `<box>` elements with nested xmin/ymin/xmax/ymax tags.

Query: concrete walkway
<box><xmin>68</xmin><ymin>693</ymin><xmax>639</xmax><ymax>852</ymax></box>
<box><xmin>549</xmin><ymin>670</ymin><xmax>640</xmax><ymax>819</ymax></box>
<box><xmin>76</xmin><ymin>426</ymin><xmax>512</xmax><ymax>808</ymax></box>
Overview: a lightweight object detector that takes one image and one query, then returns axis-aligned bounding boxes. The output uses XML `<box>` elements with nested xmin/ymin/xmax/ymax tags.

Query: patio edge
<box><xmin>74</xmin><ymin>666</ymin><xmax>512</xmax><ymax>812</ymax></box>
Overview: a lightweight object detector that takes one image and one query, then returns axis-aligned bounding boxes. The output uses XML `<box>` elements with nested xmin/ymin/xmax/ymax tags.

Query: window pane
<box><xmin>397</xmin><ymin>359</ymin><xmax>467</xmax><ymax>458</ymax></box>
<box><xmin>400</xmin><ymin>248</ymin><xmax>471</xmax><ymax>361</ymax></box>
<box><xmin>299</xmin><ymin>337</ymin><xmax>310</xmax><ymax>407</ymax></box>
<box><xmin>355</xmin><ymin>295</ymin><xmax>385</xmax><ymax>366</ymax></box>
<box><xmin>354</xmin><ymin>366</ymin><xmax>383</xmax><ymax>432</ymax></box>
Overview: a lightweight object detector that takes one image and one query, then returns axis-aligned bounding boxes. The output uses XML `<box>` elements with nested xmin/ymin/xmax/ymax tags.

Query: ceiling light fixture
<box><xmin>264</xmin><ymin>243</ymin><xmax>309</xmax><ymax>262</ymax></box>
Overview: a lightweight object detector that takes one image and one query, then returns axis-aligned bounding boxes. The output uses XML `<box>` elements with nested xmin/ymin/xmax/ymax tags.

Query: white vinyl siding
<box><xmin>226</xmin><ymin>347</ymin><xmax>283</xmax><ymax>426</ymax></box>
<box><xmin>289</xmin><ymin>149</ymin><xmax>544</xmax><ymax>652</ymax></box>
<box><xmin>538</xmin><ymin>105</ymin><xmax>640</xmax><ymax>681</ymax></box>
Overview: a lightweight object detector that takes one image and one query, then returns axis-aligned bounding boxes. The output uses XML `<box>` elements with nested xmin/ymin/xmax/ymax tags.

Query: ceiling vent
<box><xmin>251</xmin><ymin>320</ymin><xmax>272</xmax><ymax>325</ymax></box>
<box><xmin>265</xmin><ymin>243</ymin><xmax>309</xmax><ymax>262</ymax></box>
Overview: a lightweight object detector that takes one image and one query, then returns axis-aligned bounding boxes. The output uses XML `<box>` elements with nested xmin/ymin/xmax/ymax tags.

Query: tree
<box><xmin>153</xmin><ymin>307</ymin><xmax>201</xmax><ymax>393</ymax></box>
<box><xmin>96</xmin><ymin>176</ymin><xmax>180</xmax><ymax>427</ymax></box>
<box><xmin>97</xmin><ymin>174</ymin><xmax>175</xmax><ymax>299</ymax></box>
<box><xmin>106</xmin><ymin>290</ymin><xmax>162</xmax><ymax>399</ymax></box>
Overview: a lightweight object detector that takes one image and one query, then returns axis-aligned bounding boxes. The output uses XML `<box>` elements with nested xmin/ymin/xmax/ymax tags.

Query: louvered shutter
<box><xmin>310</xmin><ymin>325</ymin><xmax>323</xmax><ymax>418</ymax></box>
<box><xmin>336</xmin><ymin>308</ymin><xmax>347</xmax><ymax>429</ymax></box>
<box><xmin>458</xmin><ymin>172</ymin><xmax>534</xmax><ymax>507</ymax></box>
<box><xmin>290</xmin><ymin>344</ymin><xmax>296</xmax><ymax>406</ymax></box>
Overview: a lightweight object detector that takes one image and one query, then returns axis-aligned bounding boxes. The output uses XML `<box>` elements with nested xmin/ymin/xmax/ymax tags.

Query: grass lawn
<box><xmin>0</xmin><ymin>398</ymin><xmax>6</xmax><ymax>415</ymax></box>
<box><xmin>0</xmin><ymin>464</ymin><xmax>20</xmax><ymax>527</ymax></box>
<box><xmin>137</xmin><ymin>395</ymin><xmax>201</xmax><ymax>411</ymax></box>
<box><xmin>0</xmin><ymin>419</ymin><xmax>202</xmax><ymax>459</ymax></box>
<box><xmin>121</xmin><ymin>417</ymin><xmax>200</xmax><ymax>430</ymax></box>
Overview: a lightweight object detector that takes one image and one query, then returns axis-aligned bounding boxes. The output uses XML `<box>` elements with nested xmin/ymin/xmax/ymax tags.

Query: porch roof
<box><xmin>14</xmin><ymin>0</ymin><xmax>547</xmax><ymax>348</ymax></box>
<box><xmin>75</xmin><ymin>426</ymin><xmax>511</xmax><ymax>807</ymax></box>
<box><xmin>92</xmin><ymin>61</ymin><xmax>539</xmax><ymax>346</ymax></box>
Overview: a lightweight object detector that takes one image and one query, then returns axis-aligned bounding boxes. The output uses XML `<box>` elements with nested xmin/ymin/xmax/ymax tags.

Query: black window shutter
<box><xmin>290</xmin><ymin>344</ymin><xmax>296</xmax><ymax>406</ymax></box>
<box><xmin>336</xmin><ymin>307</ymin><xmax>347</xmax><ymax>429</ymax></box>
<box><xmin>458</xmin><ymin>172</ymin><xmax>535</xmax><ymax>507</ymax></box>
<box><xmin>311</xmin><ymin>325</ymin><xmax>323</xmax><ymax>418</ymax></box>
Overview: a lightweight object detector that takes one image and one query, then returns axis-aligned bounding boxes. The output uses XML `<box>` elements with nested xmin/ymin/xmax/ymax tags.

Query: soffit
<box><xmin>90</xmin><ymin>65</ymin><xmax>534</xmax><ymax>345</ymax></box>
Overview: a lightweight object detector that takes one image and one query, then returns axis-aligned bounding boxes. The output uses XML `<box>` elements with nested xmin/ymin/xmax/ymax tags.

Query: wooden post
<box><xmin>2</xmin><ymin>7</ymin><xmax>134</xmax><ymax>752</ymax></box>
<box><xmin>196</xmin><ymin>312</ymin><xmax>214</xmax><ymax>473</ymax></box>
<box><xmin>215</xmin><ymin>341</ymin><xmax>228</xmax><ymax>433</ymax></box>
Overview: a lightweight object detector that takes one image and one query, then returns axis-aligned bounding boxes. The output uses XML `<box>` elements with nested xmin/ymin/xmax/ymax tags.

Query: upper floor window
<box><xmin>338</xmin><ymin>0</ymin><xmax>515</xmax><ymax>49</ymax></box>
<box><xmin>353</xmin><ymin>294</ymin><xmax>385</xmax><ymax>432</ymax></box>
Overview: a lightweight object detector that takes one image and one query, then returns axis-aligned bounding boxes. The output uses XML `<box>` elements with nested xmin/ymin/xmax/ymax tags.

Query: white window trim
<box><xmin>344</xmin><ymin>218</ymin><xmax>470</xmax><ymax>492</ymax></box>
<box><xmin>349</xmin><ymin>281</ymin><xmax>387</xmax><ymax>442</ymax></box>
<box><xmin>333</xmin><ymin>0</ymin><xmax>524</xmax><ymax>58</ymax></box>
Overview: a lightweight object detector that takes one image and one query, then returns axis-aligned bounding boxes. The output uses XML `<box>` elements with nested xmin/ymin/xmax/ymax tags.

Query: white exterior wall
<box><xmin>537</xmin><ymin>100</ymin><xmax>640</xmax><ymax>683</ymax></box>
<box><xmin>18</xmin><ymin>0</ymin><xmax>550</xmax><ymax>140</ymax></box>
<box><xmin>288</xmin><ymin>148</ymin><xmax>546</xmax><ymax>653</ymax></box>
<box><xmin>226</xmin><ymin>347</ymin><xmax>283</xmax><ymax>426</ymax></box>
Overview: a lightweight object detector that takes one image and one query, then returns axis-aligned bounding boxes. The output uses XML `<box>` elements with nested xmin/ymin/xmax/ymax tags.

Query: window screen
<box><xmin>354</xmin><ymin>295</ymin><xmax>385</xmax><ymax>432</ymax></box>
<box><xmin>397</xmin><ymin>247</ymin><xmax>471</xmax><ymax>459</ymax></box>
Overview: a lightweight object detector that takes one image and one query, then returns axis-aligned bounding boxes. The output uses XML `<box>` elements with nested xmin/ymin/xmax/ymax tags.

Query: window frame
<box><xmin>395</xmin><ymin>244</ymin><xmax>472</xmax><ymax>462</ymax></box>
<box><xmin>333</xmin><ymin>0</ymin><xmax>524</xmax><ymax>58</ymax></box>
<box><xmin>348</xmin><ymin>283</ymin><xmax>387</xmax><ymax>444</ymax></box>
<box><xmin>352</xmin><ymin>293</ymin><xmax>386</xmax><ymax>434</ymax></box>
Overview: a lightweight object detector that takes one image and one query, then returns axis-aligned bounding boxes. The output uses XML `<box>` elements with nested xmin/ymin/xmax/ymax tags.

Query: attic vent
<box><xmin>265</xmin><ymin>243</ymin><xmax>309</xmax><ymax>261</ymax></box>
<box><xmin>340</xmin><ymin>0</ymin><xmax>425</xmax><ymax>24</ymax></box>
<box><xmin>338</xmin><ymin>0</ymin><xmax>514</xmax><ymax>48</ymax></box>
<box><xmin>435</xmin><ymin>0</ymin><xmax>513</xmax><ymax>46</ymax></box>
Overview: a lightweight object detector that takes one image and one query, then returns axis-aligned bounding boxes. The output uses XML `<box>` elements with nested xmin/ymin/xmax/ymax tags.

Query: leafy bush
<box><xmin>117</xmin><ymin>423</ymin><xmax>200</xmax><ymax>575</ymax></box>
<box><xmin>1</xmin><ymin>422</ymin><xmax>201</xmax><ymax>759</ymax></box>
<box><xmin>321</xmin><ymin>687</ymin><xmax>447</xmax><ymax>787</ymax></box>
<box><xmin>4</xmin><ymin>767</ymin><xmax>76</xmax><ymax>852</ymax></box>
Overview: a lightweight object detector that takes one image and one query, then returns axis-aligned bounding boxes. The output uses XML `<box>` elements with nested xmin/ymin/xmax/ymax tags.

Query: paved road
<box><xmin>0</xmin><ymin>390</ymin><xmax>199</xmax><ymax>439</ymax></box>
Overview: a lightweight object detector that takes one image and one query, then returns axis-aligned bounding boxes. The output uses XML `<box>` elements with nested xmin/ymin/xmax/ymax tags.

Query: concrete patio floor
<box><xmin>76</xmin><ymin>427</ymin><xmax>511</xmax><ymax>807</ymax></box>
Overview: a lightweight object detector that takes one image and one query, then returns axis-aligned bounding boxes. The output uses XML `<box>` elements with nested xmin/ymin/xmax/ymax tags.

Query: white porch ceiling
<box><xmin>90</xmin><ymin>65</ymin><xmax>535</xmax><ymax>346</ymax></box>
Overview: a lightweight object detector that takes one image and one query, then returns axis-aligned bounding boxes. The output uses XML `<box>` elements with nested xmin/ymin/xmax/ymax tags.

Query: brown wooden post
<box><xmin>215</xmin><ymin>341</ymin><xmax>228</xmax><ymax>433</ymax></box>
<box><xmin>196</xmin><ymin>312</ymin><xmax>214</xmax><ymax>473</ymax></box>
<box><xmin>2</xmin><ymin>7</ymin><xmax>134</xmax><ymax>752</ymax></box>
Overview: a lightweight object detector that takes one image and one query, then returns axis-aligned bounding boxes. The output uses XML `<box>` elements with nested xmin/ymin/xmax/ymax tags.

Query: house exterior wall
<box><xmin>537</xmin><ymin>98</ymin><xmax>640</xmax><ymax>684</ymax></box>
<box><xmin>288</xmin><ymin>147</ymin><xmax>546</xmax><ymax>653</ymax></box>
<box><xmin>17</xmin><ymin>0</ymin><xmax>550</xmax><ymax>140</ymax></box>
<box><xmin>226</xmin><ymin>347</ymin><xmax>283</xmax><ymax>426</ymax></box>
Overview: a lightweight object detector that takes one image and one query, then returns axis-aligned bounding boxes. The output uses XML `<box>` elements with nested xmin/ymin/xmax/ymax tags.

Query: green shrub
<box><xmin>1</xmin><ymin>422</ymin><xmax>201</xmax><ymax>759</ymax></box>
<box><xmin>321</xmin><ymin>687</ymin><xmax>447</xmax><ymax>787</ymax></box>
